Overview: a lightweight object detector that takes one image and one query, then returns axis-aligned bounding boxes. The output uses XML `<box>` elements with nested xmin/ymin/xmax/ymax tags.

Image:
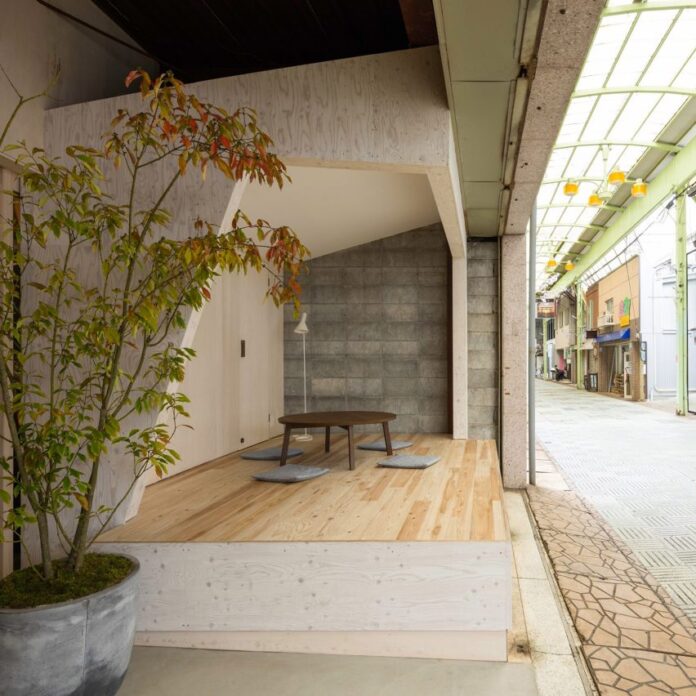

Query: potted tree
<box><xmin>0</xmin><ymin>70</ymin><xmax>307</xmax><ymax>696</ymax></box>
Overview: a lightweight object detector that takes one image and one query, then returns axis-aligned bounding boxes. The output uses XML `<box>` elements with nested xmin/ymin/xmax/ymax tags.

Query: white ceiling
<box><xmin>240</xmin><ymin>166</ymin><xmax>440</xmax><ymax>258</ymax></box>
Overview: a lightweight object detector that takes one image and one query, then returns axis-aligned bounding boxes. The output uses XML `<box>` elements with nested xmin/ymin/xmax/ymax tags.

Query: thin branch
<box><xmin>0</xmin><ymin>63</ymin><xmax>60</xmax><ymax>148</ymax></box>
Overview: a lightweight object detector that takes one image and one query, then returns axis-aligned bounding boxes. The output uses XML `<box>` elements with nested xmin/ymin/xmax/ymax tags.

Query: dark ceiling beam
<box><xmin>91</xmin><ymin>0</ymin><xmax>412</xmax><ymax>83</ymax></box>
<box><xmin>398</xmin><ymin>0</ymin><xmax>438</xmax><ymax>47</ymax></box>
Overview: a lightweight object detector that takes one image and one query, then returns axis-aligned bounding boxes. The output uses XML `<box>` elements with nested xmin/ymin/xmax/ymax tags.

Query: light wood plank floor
<box><xmin>99</xmin><ymin>434</ymin><xmax>509</xmax><ymax>543</ymax></box>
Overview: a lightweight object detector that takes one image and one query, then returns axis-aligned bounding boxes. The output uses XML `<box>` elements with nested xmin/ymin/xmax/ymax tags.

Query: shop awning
<box><xmin>596</xmin><ymin>328</ymin><xmax>631</xmax><ymax>343</ymax></box>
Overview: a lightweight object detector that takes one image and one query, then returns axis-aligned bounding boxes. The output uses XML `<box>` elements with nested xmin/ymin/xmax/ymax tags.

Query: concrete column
<box><xmin>542</xmin><ymin>319</ymin><xmax>549</xmax><ymax>378</ymax></box>
<box><xmin>452</xmin><ymin>255</ymin><xmax>468</xmax><ymax>439</ymax></box>
<box><xmin>501</xmin><ymin>235</ymin><xmax>528</xmax><ymax>488</ymax></box>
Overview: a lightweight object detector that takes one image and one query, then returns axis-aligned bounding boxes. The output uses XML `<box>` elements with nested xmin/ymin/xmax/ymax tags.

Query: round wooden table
<box><xmin>277</xmin><ymin>411</ymin><xmax>397</xmax><ymax>470</ymax></box>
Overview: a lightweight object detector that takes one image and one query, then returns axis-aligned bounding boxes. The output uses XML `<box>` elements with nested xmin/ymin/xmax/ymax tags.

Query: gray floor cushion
<box><xmin>378</xmin><ymin>455</ymin><xmax>440</xmax><ymax>469</ymax></box>
<box><xmin>358</xmin><ymin>440</ymin><xmax>413</xmax><ymax>452</ymax></box>
<box><xmin>252</xmin><ymin>464</ymin><xmax>329</xmax><ymax>483</ymax></box>
<box><xmin>241</xmin><ymin>447</ymin><xmax>303</xmax><ymax>461</ymax></box>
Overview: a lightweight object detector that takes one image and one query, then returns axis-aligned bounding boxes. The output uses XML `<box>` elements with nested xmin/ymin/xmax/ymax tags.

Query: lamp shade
<box><xmin>294</xmin><ymin>312</ymin><xmax>309</xmax><ymax>335</ymax></box>
<box><xmin>608</xmin><ymin>170</ymin><xmax>626</xmax><ymax>186</ymax></box>
<box><xmin>588</xmin><ymin>193</ymin><xmax>603</xmax><ymax>207</ymax></box>
<box><xmin>631</xmin><ymin>178</ymin><xmax>647</xmax><ymax>198</ymax></box>
<box><xmin>563</xmin><ymin>181</ymin><xmax>579</xmax><ymax>196</ymax></box>
<box><xmin>565</xmin><ymin>261</ymin><xmax>575</xmax><ymax>271</ymax></box>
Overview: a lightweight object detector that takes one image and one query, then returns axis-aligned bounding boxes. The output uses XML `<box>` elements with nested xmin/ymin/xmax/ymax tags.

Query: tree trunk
<box><xmin>66</xmin><ymin>455</ymin><xmax>101</xmax><ymax>573</ymax></box>
<box><xmin>35</xmin><ymin>511</ymin><xmax>53</xmax><ymax>580</ymax></box>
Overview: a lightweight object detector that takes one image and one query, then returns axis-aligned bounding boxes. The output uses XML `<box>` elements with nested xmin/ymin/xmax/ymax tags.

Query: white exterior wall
<box><xmin>638</xmin><ymin>207</ymin><xmax>696</xmax><ymax>402</ymax></box>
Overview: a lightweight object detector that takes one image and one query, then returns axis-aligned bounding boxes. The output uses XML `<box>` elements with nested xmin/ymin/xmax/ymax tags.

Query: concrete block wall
<box><xmin>467</xmin><ymin>239</ymin><xmax>499</xmax><ymax>439</ymax></box>
<box><xmin>284</xmin><ymin>224</ymin><xmax>450</xmax><ymax>433</ymax></box>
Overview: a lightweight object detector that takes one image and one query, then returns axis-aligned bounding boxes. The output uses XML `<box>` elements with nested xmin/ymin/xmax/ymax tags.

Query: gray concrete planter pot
<box><xmin>0</xmin><ymin>554</ymin><xmax>139</xmax><ymax>696</ymax></box>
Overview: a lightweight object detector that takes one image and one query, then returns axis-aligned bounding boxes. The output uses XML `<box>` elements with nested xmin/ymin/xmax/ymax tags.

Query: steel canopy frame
<box><xmin>550</xmin><ymin>135</ymin><xmax>696</xmax><ymax>293</ymax></box>
<box><xmin>573</xmin><ymin>86</ymin><xmax>696</xmax><ymax>99</ymax></box>
<box><xmin>554</xmin><ymin>140</ymin><xmax>682</xmax><ymax>154</ymax></box>
<box><xmin>603</xmin><ymin>0</ymin><xmax>696</xmax><ymax>16</ymax></box>
<box><xmin>537</xmin><ymin>204</ymin><xmax>623</xmax><ymax>212</ymax></box>
<box><xmin>535</xmin><ymin>0</ymin><xmax>695</xmax><ymax>290</ymax></box>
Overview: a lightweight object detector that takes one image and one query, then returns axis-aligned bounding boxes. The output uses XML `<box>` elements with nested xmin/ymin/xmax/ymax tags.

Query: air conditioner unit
<box><xmin>598</xmin><ymin>313</ymin><xmax>614</xmax><ymax>328</ymax></box>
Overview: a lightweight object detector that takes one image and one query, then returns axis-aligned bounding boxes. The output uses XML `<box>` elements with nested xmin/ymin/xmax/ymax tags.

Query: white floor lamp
<box><xmin>294</xmin><ymin>312</ymin><xmax>312</xmax><ymax>441</ymax></box>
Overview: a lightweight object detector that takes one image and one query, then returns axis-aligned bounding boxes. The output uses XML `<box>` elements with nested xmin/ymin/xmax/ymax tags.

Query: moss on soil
<box><xmin>0</xmin><ymin>554</ymin><xmax>134</xmax><ymax>609</ymax></box>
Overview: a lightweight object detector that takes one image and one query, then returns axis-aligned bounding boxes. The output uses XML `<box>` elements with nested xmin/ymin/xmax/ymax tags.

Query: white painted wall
<box><xmin>638</xmin><ymin>203</ymin><xmax>696</xmax><ymax>402</ymax></box>
<box><xmin>157</xmin><ymin>269</ymin><xmax>284</xmax><ymax>481</ymax></box>
<box><xmin>0</xmin><ymin>0</ymin><xmax>156</xmax><ymax>150</ymax></box>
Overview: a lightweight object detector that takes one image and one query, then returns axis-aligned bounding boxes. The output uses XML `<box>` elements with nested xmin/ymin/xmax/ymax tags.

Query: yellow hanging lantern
<box><xmin>546</xmin><ymin>259</ymin><xmax>557</xmax><ymax>270</ymax></box>
<box><xmin>563</xmin><ymin>180</ymin><xmax>579</xmax><ymax>196</ymax></box>
<box><xmin>631</xmin><ymin>178</ymin><xmax>648</xmax><ymax>197</ymax></box>
<box><xmin>588</xmin><ymin>192</ymin><xmax>603</xmax><ymax>207</ymax></box>
<box><xmin>565</xmin><ymin>261</ymin><xmax>575</xmax><ymax>271</ymax></box>
<box><xmin>608</xmin><ymin>170</ymin><xmax>626</xmax><ymax>186</ymax></box>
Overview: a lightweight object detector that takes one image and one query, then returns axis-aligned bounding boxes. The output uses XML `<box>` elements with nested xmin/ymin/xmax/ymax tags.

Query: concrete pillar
<box><xmin>452</xmin><ymin>255</ymin><xmax>468</xmax><ymax>439</ymax></box>
<box><xmin>501</xmin><ymin>235</ymin><xmax>528</xmax><ymax>488</ymax></box>
<box><xmin>542</xmin><ymin>319</ymin><xmax>549</xmax><ymax>378</ymax></box>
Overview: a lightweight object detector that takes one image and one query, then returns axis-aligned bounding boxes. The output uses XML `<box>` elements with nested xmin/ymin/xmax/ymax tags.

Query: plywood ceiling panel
<box><xmin>240</xmin><ymin>166</ymin><xmax>440</xmax><ymax>258</ymax></box>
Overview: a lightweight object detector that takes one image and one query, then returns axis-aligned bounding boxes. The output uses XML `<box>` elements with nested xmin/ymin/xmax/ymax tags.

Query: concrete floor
<box><xmin>117</xmin><ymin>489</ymin><xmax>589</xmax><ymax>696</ymax></box>
<box><xmin>119</xmin><ymin>649</ymin><xmax>538</xmax><ymax>696</ymax></box>
<box><xmin>536</xmin><ymin>379</ymin><xmax>696</xmax><ymax>622</ymax></box>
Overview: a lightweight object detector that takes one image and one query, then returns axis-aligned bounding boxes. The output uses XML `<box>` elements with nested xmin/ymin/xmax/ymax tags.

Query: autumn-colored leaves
<box><xmin>0</xmin><ymin>68</ymin><xmax>308</xmax><ymax>578</ymax></box>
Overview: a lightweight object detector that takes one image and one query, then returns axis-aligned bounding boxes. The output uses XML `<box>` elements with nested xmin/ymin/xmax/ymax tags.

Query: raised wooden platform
<box><xmin>96</xmin><ymin>434</ymin><xmax>512</xmax><ymax>661</ymax></box>
<box><xmin>99</xmin><ymin>434</ymin><xmax>507</xmax><ymax>543</ymax></box>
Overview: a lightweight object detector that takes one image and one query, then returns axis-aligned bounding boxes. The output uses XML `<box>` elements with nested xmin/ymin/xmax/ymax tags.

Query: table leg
<box><xmin>382</xmin><ymin>421</ymin><xmax>393</xmax><ymax>456</ymax></box>
<box><xmin>280</xmin><ymin>425</ymin><xmax>292</xmax><ymax>466</ymax></box>
<box><xmin>347</xmin><ymin>425</ymin><xmax>355</xmax><ymax>471</ymax></box>
<box><xmin>325</xmin><ymin>426</ymin><xmax>331</xmax><ymax>453</ymax></box>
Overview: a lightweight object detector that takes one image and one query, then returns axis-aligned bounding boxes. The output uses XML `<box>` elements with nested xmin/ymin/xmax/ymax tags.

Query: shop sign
<box><xmin>537</xmin><ymin>301</ymin><xmax>555</xmax><ymax>317</ymax></box>
<box><xmin>619</xmin><ymin>297</ymin><xmax>631</xmax><ymax>327</ymax></box>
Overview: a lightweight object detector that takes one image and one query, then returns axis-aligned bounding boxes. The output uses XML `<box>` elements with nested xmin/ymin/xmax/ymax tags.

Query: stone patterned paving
<box><xmin>528</xmin><ymin>482</ymin><xmax>696</xmax><ymax>694</ymax></box>
<box><xmin>583</xmin><ymin>647</ymin><xmax>696</xmax><ymax>695</ymax></box>
<box><xmin>536</xmin><ymin>381</ymin><xmax>696</xmax><ymax>624</ymax></box>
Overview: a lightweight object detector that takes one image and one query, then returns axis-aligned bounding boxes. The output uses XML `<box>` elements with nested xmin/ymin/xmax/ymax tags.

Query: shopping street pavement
<box><xmin>536</xmin><ymin>380</ymin><xmax>696</xmax><ymax>622</ymax></box>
